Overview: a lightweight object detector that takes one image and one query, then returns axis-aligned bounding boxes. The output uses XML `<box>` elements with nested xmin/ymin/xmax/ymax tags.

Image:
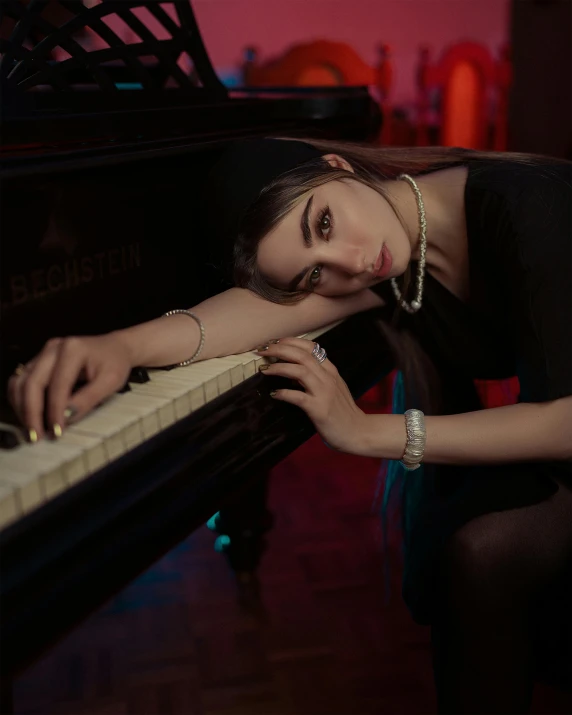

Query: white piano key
<box><xmin>0</xmin><ymin>319</ymin><xmax>346</xmax><ymax>532</ymax></box>
<box><xmin>0</xmin><ymin>444</ymin><xmax>43</xmax><ymax>477</ymax></box>
<box><xmin>188</xmin><ymin>386</ymin><xmax>206</xmax><ymax>411</ymax></box>
<box><xmin>0</xmin><ymin>431</ymin><xmax>95</xmax><ymax>510</ymax></box>
<box><xmin>242</xmin><ymin>357</ymin><xmax>260</xmax><ymax>379</ymax></box>
<box><xmin>172</xmin><ymin>365</ymin><xmax>219</xmax><ymax>401</ymax></box>
<box><xmin>38</xmin><ymin>443</ymin><xmax>87</xmax><ymax>498</ymax></box>
<box><xmin>56</xmin><ymin>432</ymin><xmax>97</xmax><ymax>484</ymax></box>
<box><xmin>71</xmin><ymin>410</ymin><xmax>129</xmax><ymax>462</ymax></box>
<box><xmin>130</xmin><ymin>380</ymin><xmax>188</xmax><ymax>423</ymax></box>
<box><xmin>147</xmin><ymin>370</ymin><xmax>207</xmax><ymax>413</ymax></box>
<box><xmin>3</xmin><ymin>440</ymin><xmax>86</xmax><ymax>499</ymax></box>
<box><xmin>175</xmin><ymin>358</ymin><xmax>236</xmax><ymax>395</ymax></box>
<box><xmin>93</xmin><ymin>399</ymin><xmax>145</xmax><ymax>451</ymax></box>
<box><xmin>152</xmin><ymin>378</ymin><xmax>195</xmax><ymax>419</ymax></box>
<box><xmin>0</xmin><ymin>450</ymin><xmax>54</xmax><ymax>511</ymax></box>
<box><xmin>63</xmin><ymin>427</ymin><xmax>108</xmax><ymax>474</ymax></box>
<box><xmin>212</xmin><ymin>357</ymin><xmax>245</xmax><ymax>389</ymax></box>
<box><xmin>0</xmin><ymin>460</ymin><xmax>43</xmax><ymax>514</ymax></box>
<box><xmin>42</xmin><ymin>466</ymin><xmax>70</xmax><ymax>499</ymax></box>
<box><xmin>104</xmin><ymin>392</ymin><xmax>164</xmax><ymax>440</ymax></box>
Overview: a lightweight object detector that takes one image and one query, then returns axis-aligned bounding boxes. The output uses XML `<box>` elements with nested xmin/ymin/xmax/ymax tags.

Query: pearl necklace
<box><xmin>390</xmin><ymin>173</ymin><xmax>427</xmax><ymax>314</ymax></box>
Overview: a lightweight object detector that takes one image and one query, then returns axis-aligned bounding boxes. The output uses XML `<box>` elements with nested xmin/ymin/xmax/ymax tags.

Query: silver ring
<box><xmin>312</xmin><ymin>343</ymin><xmax>327</xmax><ymax>364</ymax></box>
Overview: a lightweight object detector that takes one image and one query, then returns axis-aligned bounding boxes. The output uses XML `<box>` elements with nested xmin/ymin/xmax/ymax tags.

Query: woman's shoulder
<box><xmin>464</xmin><ymin>156</ymin><xmax>571</xmax><ymax>254</ymax></box>
<box><xmin>466</xmin><ymin>156</ymin><xmax>572</xmax><ymax>198</ymax></box>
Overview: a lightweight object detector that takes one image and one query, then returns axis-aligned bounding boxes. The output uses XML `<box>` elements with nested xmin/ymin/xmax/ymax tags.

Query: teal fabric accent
<box><xmin>379</xmin><ymin>371</ymin><xmax>426</xmax><ymax>595</ymax></box>
<box><xmin>381</xmin><ymin>371</ymin><xmax>407</xmax><ymax>521</ymax></box>
<box><xmin>382</xmin><ymin>370</ymin><xmax>426</xmax><ymax>535</ymax></box>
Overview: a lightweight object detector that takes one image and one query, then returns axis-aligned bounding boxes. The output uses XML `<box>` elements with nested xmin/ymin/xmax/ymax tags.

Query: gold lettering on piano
<box><xmin>47</xmin><ymin>265</ymin><xmax>64</xmax><ymax>293</ymax></box>
<box><xmin>31</xmin><ymin>269</ymin><xmax>47</xmax><ymax>299</ymax></box>
<box><xmin>80</xmin><ymin>257</ymin><xmax>93</xmax><ymax>285</ymax></box>
<box><xmin>7</xmin><ymin>243</ymin><xmax>141</xmax><ymax>308</ymax></box>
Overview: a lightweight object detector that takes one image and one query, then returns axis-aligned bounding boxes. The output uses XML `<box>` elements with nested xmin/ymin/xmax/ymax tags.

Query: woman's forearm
<box><xmin>113</xmin><ymin>286</ymin><xmax>382</xmax><ymax>368</ymax></box>
<box><xmin>360</xmin><ymin>397</ymin><xmax>572</xmax><ymax>464</ymax></box>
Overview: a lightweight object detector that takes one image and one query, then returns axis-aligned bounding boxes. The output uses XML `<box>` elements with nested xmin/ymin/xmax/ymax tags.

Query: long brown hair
<box><xmin>233</xmin><ymin>140</ymin><xmax>544</xmax><ymax>302</ymax></box>
<box><xmin>232</xmin><ymin>139</ymin><xmax>561</xmax><ymax>413</ymax></box>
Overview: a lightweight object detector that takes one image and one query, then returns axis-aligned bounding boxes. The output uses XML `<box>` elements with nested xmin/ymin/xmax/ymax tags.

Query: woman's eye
<box><xmin>309</xmin><ymin>266</ymin><xmax>322</xmax><ymax>287</ymax></box>
<box><xmin>317</xmin><ymin>208</ymin><xmax>332</xmax><ymax>239</ymax></box>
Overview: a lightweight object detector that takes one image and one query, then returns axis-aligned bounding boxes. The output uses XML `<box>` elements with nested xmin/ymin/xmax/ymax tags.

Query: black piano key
<box><xmin>116</xmin><ymin>367</ymin><xmax>150</xmax><ymax>393</ymax></box>
<box><xmin>128</xmin><ymin>367</ymin><xmax>150</xmax><ymax>384</ymax></box>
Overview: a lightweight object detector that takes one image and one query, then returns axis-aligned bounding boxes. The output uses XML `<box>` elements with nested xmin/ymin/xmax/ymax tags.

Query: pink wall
<box><xmin>193</xmin><ymin>0</ymin><xmax>511</xmax><ymax>106</ymax></box>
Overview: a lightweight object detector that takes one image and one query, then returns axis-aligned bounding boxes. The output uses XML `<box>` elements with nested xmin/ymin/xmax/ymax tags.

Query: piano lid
<box><xmin>0</xmin><ymin>1</ymin><xmax>380</xmax><ymax>171</ymax></box>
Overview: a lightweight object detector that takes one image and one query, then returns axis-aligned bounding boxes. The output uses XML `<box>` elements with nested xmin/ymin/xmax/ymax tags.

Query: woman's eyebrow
<box><xmin>287</xmin><ymin>265</ymin><xmax>310</xmax><ymax>292</ymax></box>
<box><xmin>301</xmin><ymin>195</ymin><xmax>314</xmax><ymax>247</ymax></box>
<box><xmin>285</xmin><ymin>195</ymin><xmax>315</xmax><ymax>291</ymax></box>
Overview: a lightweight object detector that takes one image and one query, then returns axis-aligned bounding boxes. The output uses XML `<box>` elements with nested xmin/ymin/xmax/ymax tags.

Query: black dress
<box><xmin>372</xmin><ymin>159</ymin><xmax>572</xmax><ymax>625</ymax></box>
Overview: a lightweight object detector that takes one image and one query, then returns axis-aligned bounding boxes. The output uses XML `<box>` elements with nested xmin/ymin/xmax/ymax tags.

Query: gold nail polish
<box><xmin>28</xmin><ymin>429</ymin><xmax>38</xmax><ymax>443</ymax></box>
<box><xmin>270</xmin><ymin>391</ymin><xmax>277</xmax><ymax>397</ymax></box>
<box><xmin>258</xmin><ymin>364</ymin><xmax>270</xmax><ymax>372</ymax></box>
<box><xmin>53</xmin><ymin>423</ymin><xmax>63</xmax><ymax>439</ymax></box>
<box><xmin>64</xmin><ymin>406</ymin><xmax>77</xmax><ymax>421</ymax></box>
<box><xmin>268</xmin><ymin>339</ymin><xmax>280</xmax><ymax>344</ymax></box>
<box><xmin>256</xmin><ymin>345</ymin><xmax>269</xmax><ymax>352</ymax></box>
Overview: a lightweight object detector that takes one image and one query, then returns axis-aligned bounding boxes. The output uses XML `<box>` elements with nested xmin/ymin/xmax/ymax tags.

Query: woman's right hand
<box><xmin>7</xmin><ymin>332</ymin><xmax>134</xmax><ymax>440</ymax></box>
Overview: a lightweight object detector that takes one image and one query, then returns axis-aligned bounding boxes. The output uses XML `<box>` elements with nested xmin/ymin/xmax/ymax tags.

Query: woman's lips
<box><xmin>374</xmin><ymin>244</ymin><xmax>392</xmax><ymax>280</ymax></box>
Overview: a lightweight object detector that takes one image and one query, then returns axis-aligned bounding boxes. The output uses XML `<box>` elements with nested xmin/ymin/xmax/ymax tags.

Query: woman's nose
<box><xmin>335</xmin><ymin>245</ymin><xmax>366</xmax><ymax>276</ymax></box>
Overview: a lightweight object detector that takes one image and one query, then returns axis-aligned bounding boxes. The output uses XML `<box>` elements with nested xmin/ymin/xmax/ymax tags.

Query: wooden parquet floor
<box><xmin>13</xmin><ymin>394</ymin><xmax>572</xmax><ymax>715</ymax></box>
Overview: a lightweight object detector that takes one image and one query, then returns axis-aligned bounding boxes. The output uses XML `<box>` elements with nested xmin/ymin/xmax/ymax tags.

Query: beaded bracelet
<box><xmin>399</xmin><ymin>408</ymin><xmax>426</xmax><ymax>471</ymax></box>
<box><xmin>163</xmin><ymin>309</ymin><xmax>205</xmax><ymax>366</ymax></box>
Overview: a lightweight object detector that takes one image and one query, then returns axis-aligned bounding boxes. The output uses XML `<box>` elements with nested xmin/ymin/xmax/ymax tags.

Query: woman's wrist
<box><xmin>109</xmin><ymin>314</ymin><xmax>201</xmax><ymax>368</ymax></box>
<box><xmin>357</xmin><ymin>413</ymin><xmax>408</xmax><ymax>460</ymax></box>
<box><xmin>109</xmin><ymin>327</ymin><xmax>143</xmax><ymax>368</ymax></box>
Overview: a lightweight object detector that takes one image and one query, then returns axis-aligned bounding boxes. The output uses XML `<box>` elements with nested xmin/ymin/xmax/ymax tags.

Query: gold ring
<box><xmin>14</xmin><ymin>363</ymin><xmax>26</xmax><ymax>377</ymax></box>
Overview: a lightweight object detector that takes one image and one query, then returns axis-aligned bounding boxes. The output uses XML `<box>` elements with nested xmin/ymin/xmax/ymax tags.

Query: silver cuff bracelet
<box><xmin>400</xmin><ymin>408</ymin><xmax>426</xmax><ymax>471</ymax></box>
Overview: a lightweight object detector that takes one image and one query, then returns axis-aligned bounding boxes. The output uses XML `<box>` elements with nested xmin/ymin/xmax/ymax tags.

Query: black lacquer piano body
<box><xmin>0</xmin><ymin>0</ymin><xmax>392</xmax><ymax>701</ymax></box>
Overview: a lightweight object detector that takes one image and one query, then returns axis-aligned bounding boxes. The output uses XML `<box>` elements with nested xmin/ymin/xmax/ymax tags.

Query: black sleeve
<box><xmin>503</xmin><ymin>165</ymin><xmax>572</xmax><ymax>402</ymax></box>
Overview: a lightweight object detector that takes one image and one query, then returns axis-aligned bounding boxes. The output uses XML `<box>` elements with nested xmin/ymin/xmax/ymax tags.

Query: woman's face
<box><xmin>256</xmin><ymin>170</ymin><xmax>412</xmax><ymax>298</ymax></box>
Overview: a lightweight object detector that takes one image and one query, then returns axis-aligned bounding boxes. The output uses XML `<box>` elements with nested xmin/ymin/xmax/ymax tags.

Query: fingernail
<box><xmin>64</xmin><ymin>406</ymin><xmax>77</xmax><ymax>422</ymax></box>
<box><xmin>258</xmin><ymin>365</ymin><xmax>270</xmax><ymax>372</ymax></box>
<box><xmin>268</xmin><ymin>339</ymin><xmax>280</xmax><ymax>344</ymax></box>
<box><xmin>256</xmin><ymin>345</ymin><xmax>269</xmax><ymax>352</ymax></box>
<box><xmin>270</xmin><ymin>391</ymin><xmax>277</xmax><ymax>397</ymax></box>
<box><xmin>28</xmin><ymin>429</ymin><xmax>38</xmax><ymax>443</ymax></box>
<box><xmin>52</xmin><ymin>423</ymin><xmax>63</xmax><ymax>439</ymax></box>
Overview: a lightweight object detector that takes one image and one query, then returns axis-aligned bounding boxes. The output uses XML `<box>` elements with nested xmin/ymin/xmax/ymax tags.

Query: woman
<box><xmin>8</xmin><ymin>138</ymin><xmax>572</xmax><ymax>713</ymax></box>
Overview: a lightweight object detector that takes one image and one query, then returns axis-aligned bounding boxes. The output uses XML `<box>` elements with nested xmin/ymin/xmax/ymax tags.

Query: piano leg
<box><xmin>210</xmin><ymin>472</ymin><xmax>274</xmax><ymax>575</ymax></box>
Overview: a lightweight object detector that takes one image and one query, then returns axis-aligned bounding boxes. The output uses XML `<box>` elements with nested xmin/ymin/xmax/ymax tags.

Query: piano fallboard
<box><xmin>1</xmin><ymin>87</ymin><xmax>380</xmax><ymax>175</ymax></box>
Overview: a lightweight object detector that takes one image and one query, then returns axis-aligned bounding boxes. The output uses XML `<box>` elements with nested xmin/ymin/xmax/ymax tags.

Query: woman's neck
<box><xmin>384</xmin><ymin>165</ymin><xmax>470</xmax><ymax>300</ymax></box>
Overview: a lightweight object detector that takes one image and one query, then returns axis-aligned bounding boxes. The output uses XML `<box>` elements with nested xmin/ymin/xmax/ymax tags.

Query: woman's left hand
<box><xmin>256</xmin><ymin>337</ymin><xmax>370</xmax><ymax>454</ymax></box>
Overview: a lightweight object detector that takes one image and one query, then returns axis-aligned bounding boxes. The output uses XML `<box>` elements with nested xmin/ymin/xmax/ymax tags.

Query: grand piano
<box><xmin>0</xmin><ymin>0</ymin><xmax>393</xmax><ymax>707</ymax></box>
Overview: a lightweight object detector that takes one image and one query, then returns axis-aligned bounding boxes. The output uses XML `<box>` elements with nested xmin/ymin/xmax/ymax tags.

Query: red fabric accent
<box><xmin>474</xmin><ymin>376</ymin><xmax>520</xmax><ymax>408</ymax></box>
<box><xmin>360</xmin><ymin>374</ymin><xmax>521</xmax><ymax>412</ymax></box>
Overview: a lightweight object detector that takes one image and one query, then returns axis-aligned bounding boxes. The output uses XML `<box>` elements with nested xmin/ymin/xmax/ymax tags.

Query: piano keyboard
<box><xmin>0</xmin><ymin>323</ymin><xmax>339</xmax><ymax>530</ymax></box>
